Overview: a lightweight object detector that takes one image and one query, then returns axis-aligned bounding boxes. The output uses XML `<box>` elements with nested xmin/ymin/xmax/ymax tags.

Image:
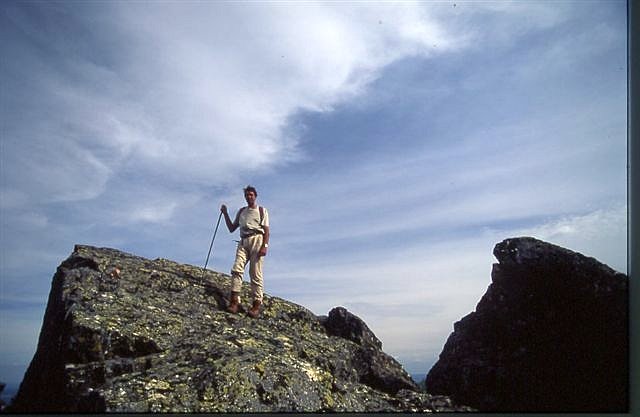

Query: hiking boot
<box><xmin>247</xmin><ymin>299</ymin><xmax>262</xmax><ymax>318</ymax></box>
<box><xmin>227</xmin><ymin>292</ymin><xmax>241</xmax><ymax>314</ymax></box>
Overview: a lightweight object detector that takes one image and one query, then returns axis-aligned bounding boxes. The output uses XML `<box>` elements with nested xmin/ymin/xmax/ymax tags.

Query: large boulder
<box><xmin>9</xmin><ymin>245</ymin><xmax>472</xmax><ymax>412</ymax></box>
<box><xmin>322</xmin><ymin>306</ymin><xmax>417</xmax><ymax>395</ymax></box>
<box><xmin>425</xmin><ymin>237</ymin><xmax>628</xmax><ymax>412</ymax></box>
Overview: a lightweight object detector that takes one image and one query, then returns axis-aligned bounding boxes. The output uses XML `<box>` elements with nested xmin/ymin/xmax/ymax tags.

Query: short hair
<box><xmin>243</xmin><ymin>185</ymin><xmax>258</xmax><ymax>196</ymax></box>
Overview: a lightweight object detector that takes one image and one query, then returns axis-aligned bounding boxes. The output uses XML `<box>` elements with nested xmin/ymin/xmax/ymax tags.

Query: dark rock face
<box><xmin>322</xmin><ymin>306</ymin><xmax>417</xmax><ymax>395</ymax></box>
<box><xmin>10</xmin><ymin>245</ymin><xmax>472</xmax><ymax>412</ymax></box>
<box><xmin>323</xmin><ymin>306</ymin><xmax>383</xmax><ymax>349</ymax></box>
<box><xmin>425</xmin><ymin>237</ymin><xmax>628</xmax><ymax>412</ymax></box>
<box><xmin>0</xmin><ymin>382</ymin><xmax>6</xmax><ymax>412</ymax></box>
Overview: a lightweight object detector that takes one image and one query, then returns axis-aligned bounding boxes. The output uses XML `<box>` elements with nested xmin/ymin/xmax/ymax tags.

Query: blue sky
<box><xmin>0</xmin><ymin>1</ymin><xmax>627</xmax><ymax>394</ymax></box>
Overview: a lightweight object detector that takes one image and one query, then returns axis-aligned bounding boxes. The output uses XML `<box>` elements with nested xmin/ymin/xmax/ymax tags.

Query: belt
<box><xmin>241</xmin><ymin>231</ymin><xmax>263</xmax><ymax>239</ymax></box>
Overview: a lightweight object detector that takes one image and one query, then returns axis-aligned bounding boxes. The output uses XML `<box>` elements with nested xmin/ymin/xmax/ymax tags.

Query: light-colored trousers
<box><xmin>230</xmin><ymin>234</ymin><xmax>264</xmax><ymax>302</ymax></box>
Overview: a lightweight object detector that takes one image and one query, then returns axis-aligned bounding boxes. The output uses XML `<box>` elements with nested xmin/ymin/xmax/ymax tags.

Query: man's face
<box><xmin>244</xmin><ymin>191</ymin><xmax>257</xmax><ymax>205</ymax></box>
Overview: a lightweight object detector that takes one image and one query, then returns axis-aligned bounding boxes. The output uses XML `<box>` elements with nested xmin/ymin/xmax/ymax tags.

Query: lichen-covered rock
<box><xmin>425</xmin><ymin>237</ymin><xmax>628</xmax><ymax>412</ymax></box>
<box><xmin>9</xmin><ymin>245</ymin><xmax>470</xmax><ymax>412</ymax></box>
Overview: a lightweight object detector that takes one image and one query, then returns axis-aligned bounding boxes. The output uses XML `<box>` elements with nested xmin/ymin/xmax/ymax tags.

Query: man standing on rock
<box><xmin>220</xmin><ymin>185</ymin><xmax>269</xmax><ymax>318</ymax></box>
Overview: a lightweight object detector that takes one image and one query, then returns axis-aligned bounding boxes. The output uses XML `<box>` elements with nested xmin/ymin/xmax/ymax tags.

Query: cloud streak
<box><xmin>2</xmin><ymin>2</ymin><xmax>468</xmax><ymax>213</ymax></box>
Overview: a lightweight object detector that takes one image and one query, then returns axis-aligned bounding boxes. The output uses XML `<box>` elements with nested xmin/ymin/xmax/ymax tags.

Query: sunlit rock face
<box><xmin>425</xmin><ymin>237</ymin><xmax>628</xmax><ymax>412</ymax></box>
<box><xmin>9</xmin><ymin>245</ymin><xmax>472</xmax><ymax>412</ymax></box>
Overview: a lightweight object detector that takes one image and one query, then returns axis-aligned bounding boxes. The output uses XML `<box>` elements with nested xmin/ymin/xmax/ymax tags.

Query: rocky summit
<box><xmin>9</xmin><ymin>245</ymin><xmax>471</xmax><ymax>412</ymax></box>
<box><xmin>425</xmin><ymin>237</ymin><xmax>628</xmax><ymax>412</ymax></box>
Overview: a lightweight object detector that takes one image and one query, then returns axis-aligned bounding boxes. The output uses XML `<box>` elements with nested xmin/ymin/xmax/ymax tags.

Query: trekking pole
<box><xmin>202</xmin><ymin>210</ymin><xmax>223</xmax><ymax>278</ymax></box>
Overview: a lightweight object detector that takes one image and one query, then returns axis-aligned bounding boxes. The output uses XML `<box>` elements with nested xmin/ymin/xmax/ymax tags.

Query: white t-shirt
<box><xmin>238</xmin><ymin>206</ymin><xmax>269</xmax><ymax>237</ymax></box>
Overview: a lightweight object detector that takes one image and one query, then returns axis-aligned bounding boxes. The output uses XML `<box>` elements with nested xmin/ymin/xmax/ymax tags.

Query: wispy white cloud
<box><xmin>5</xmin><ymin>2</ymin><xmax>579</xmax><ymax>209</ymax></box>
<box><xmin>274</xmin><ymin>203</ymin><xmax>626</xmax><ymax>375</ymax></box>
<box><xmin>3</xmin><ymin>1</ymin><xmax>606</xmax><ymax>245</ymax></box>
<box><xmin>514</xmin><ymin>204</ymin><xmax>627</xmax><ymax>273</ymax></box>
<box><xmin>515</xmin><ymin>19</ymin><xmax>624</xmax><ymax>81</ymax></box>
<box><xmin>272</xmin><ymin>108</ymin><xmax>625</xmax><ymax>248</ymax></box>
<box><xmin>127</xmin><ymin>202</ymin><xmax>179</xmax><ymax>224</ymax></box>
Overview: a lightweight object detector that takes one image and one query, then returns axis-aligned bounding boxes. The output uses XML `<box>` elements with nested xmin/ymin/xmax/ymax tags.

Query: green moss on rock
<box><xmin>10</xmin><ymin>245</ymin><xmax>473</xmax><ymax>412</ymax></box>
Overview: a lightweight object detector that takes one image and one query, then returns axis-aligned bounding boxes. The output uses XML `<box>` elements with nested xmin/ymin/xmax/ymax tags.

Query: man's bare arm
<box><xmin>221</xmin><ymin>205</ymin><xmax>240</xmax><ymax>233</ymax></box>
